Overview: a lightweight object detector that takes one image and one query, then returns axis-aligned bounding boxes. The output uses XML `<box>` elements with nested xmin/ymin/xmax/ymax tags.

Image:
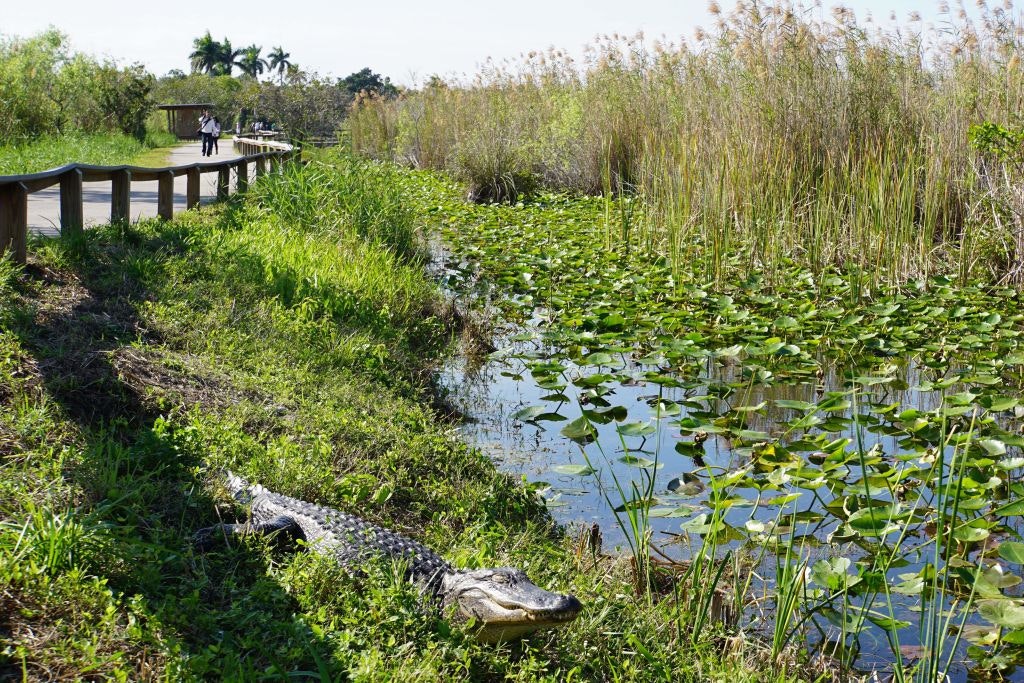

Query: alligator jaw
<box><xmin>442</xmin><ymin>567</ymin><xmax>583</xmax><ymax>642</ymax></box>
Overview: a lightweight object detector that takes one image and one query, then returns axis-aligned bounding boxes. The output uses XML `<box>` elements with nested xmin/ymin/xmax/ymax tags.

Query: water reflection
<box><xmin>440</xmin><ymin>321</ymin><xmax>1024</xmax><ymax>681</ymax></box>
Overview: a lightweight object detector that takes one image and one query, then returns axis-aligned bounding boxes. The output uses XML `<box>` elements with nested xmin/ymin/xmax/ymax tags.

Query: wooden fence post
<box><xmin>270</xmin><ymin>154</ymin><xmax>280</xmax><ymax>173</ymax></box>
<box><xmin>59</xmin><ymin>168</ymin><xmax>84</xmax><ymax>236</ymax></box>
<box><xmin>236</xmin><ymin>160</ymin><xmax>248</xmax><ymax>194</ymax></box>
<box><xmin>255</xmin><ymin>156</ymin><xmax>266</xmax><ymax>177</ymax></box>
<box><xmin>158</xmin><ymin>171</ymin><xmax>175</xmax><ymax>220</ymax></box>
<box><xmin>186</xmin><ymin>168</ymin><xmax>200</xmax><ymax>209</ymax></box>
<box><xmin>0</xmin><ymin>182</ymin><xmax>28</xmax><ymax>264</ymax></box>
<box><xmin>217</xmin><ymin>166</ymin><xmax>230</xmax><ymax>201</ymax></box>
<box><xmin>111</xmin><ymin>169</ymin><xmax>131</xmax><ymax>222</ymax></box>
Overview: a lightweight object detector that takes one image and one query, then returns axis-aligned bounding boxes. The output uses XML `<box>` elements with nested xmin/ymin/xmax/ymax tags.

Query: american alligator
<box><xmin>194</xmin><ymin>472</ymin><xmax>583</xmax><ymax>641</ymax></box>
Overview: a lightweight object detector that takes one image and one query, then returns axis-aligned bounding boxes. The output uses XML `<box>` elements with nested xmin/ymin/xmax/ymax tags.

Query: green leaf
<box><xmin>533</xmin><ymin>412</ymin><xmax>568</xmax><ymax>422</ymax></box>
<box><xmin>513</xmin><ymin>405</ymin><xmax>546</xmax><ymax>421</ymax></box>
<box><xmin>999</xmin><ymin>542</ymin><xmax>1024</xmax><ymax>564</ymax></box>
<box><xmin>619</xmin><ymin>455</ymin><xmax>661</xmax><ymax>469</ymax></box>
<box><xmin>984</xmin><ymin>396</ymin><xmax>1019</xmax><ymax>412</ymax></box>
<box><xmin>715</xmin><ymin>345</ymin><xmax>743</xmax><ymax>358</ymax></box>
<box><xmin>551</xmin><ymin>464</ymin><xmax>597</xmax><ymax>476</ymax></box>
<box><xmin>774</xmin><ymin>399</ymin><xmax>815</xmax><ymax>412</ymax></box>
<box><xmin>847</xmin><ymin>505</ymin><xmax>903</xmax><ymax>536</ymax></box>
<box><xmin>560</xmin><ymin>416</ymin><xmax>595</xmax><ymax>441</ymax></box>
<box><xmin>866</xmin><ymin>613</ymin><xmax>911</xmax><ymax>631</ymax></box>
<box><xmin>648</xmin><ymin>505</ymin><xmax>699</xmax><ymax>518</ymax></box>
<box><xmin>773</xmin><ymin>315</ymin><xmax>799</xmax><ymax>330</ymax></box>
<box><xmin>372</xmin><ymin>483</ymin><xmax>394</xmax><ymax>505</ymax></box>
<box><xmin>997</xmin><ymin>458</ymin><xmax>1024</xmax><ymax>471</ymax></box>
<box><xmin>810</xmin><ymin>557</ymin><xmax>859</xmax><ymax>591</ymax></box>
<box><xmin>613</xmin><ymin>497</ymin><xmax>655</xmax><ymax>513</ymax></box>
<box><xmin>617</xmin><ymin>421</ymin><xmax>658</xmax><ymax>437</ymax></box>
<box><xmin>994</xmin><ymin>499</ymin><xmax>1024</xmax><ymax>517</ymax></box>
<box><xmin>574</xmin><ymin>373</ymin><xmax>615</xmax><ymax>388</ymax></box>
<box><xmin>584</xmin><ymin>352</ymin><xmax>614</xmax><ymax>366</ymax></box>
<box><xmin>979</xmin><ymin>439</ymin><xmax>1007</xmax><ymax>456</ymax></box>
<box><xmin>979</xmin><ymin>600</ymin><xmax>1024</xmax><ymax>629</ymax></box>
<box><xmin>952</xmin><ymin>525</ymin><xmax>991</xmax><ymax>543</ymax></box>
<box><xmin>892</xmin><ymin>576</ymin><xmax>925</xmax><ymax>595</ymax></box>
<box><xmin>667</xmin><ymin>473</ymin><xmax>705</xmax><ymax>496</ymax></box>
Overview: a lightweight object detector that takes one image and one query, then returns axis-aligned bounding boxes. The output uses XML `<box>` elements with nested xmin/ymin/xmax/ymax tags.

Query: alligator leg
<box><xmin>194</xmin><ymin>515</ymin><xmax>303</xmax><ymax>551</ymax></box>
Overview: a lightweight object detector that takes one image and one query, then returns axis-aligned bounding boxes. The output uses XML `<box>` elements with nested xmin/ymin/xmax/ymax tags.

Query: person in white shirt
<box><xmin>197</xmin><ymin>110</ymin><xmax>210</xmax><ymax>155</ymax></box>
<box><xmin>199</xmin><ymin>113</ymin><xmax>218</xmax><ymax>157</ymax></box>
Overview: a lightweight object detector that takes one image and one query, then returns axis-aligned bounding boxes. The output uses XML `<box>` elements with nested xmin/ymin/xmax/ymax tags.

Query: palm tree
<box><xmin>189</xmin><ymin>32</ymin><xmax>222</xmax><ymax>74</ymax></box>
<box><xmin>235</xmin><ymin>45</ymin><xmax>268</xmax><ymax>79</ymax></box>
<box><xmin>267</xmin><ymin>46</ymin><xmax>292</xmax><ymax>84</ymax></box>
<box><xmin>215</xmin><ymin>38</ymin><xmax>240</xmax><ymax>76</ymax></box>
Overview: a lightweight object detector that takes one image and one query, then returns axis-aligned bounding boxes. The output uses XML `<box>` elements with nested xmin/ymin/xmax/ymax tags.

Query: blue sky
<box><xmin>4</xmin><ymin>1</ymin><xmax>985</xmax><ymax>85</ymax></box>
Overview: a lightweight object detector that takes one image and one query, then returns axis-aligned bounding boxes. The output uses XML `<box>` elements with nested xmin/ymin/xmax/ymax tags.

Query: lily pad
<box><xmin>667</xmin><ymin>473</ymin><xmax>705</xmax><ymax>496</ymax></box>
<box><xmin>979</xmin><ymin>600</ymin><xmax>1024</xmax><ymax>629</ymax></box>
<box><xmin>560</xmin><ymin>416</ymin><xmax>595</xmax><ymax>442</ymax></box>
<box><xmin>617</xmin><ymin>421</ymin><xmax>657</xmax><ymax>437</ymax></box>
<box><xmin>999</xmin><ymin>542</ymin><xmax>1024</xmax><ymax>564</ymax></box>
<box><xmin>551</xmin><ymin>464</ymin><xmax>597</xmax><ymax>476</ymax></box>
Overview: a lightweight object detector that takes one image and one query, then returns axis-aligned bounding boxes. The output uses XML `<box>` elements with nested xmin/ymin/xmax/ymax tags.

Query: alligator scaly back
<box><xmin>201</xmin><ymin>470</ymin><xmax>452</xmax><ymax>595</ymax></box>
<box><xmin>194</xmin><ymin>473</ymin><xmax>583</xmax><ymax>641</ymax></box>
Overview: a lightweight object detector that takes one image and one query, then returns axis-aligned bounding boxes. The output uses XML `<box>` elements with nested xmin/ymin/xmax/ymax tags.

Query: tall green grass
<box><xmin>349</xmin><ymin>0</ymin><xmax>1024</xmax><ymax>282</ymax></box>
<box><xmin>0</xmin><ymin>131</ymin><xmax>178</xmax><ymax>174</ymax></box>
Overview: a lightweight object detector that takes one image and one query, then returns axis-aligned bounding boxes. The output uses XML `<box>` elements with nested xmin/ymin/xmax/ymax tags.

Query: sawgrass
<box><xmin>348</xmin><ymin>0</ymin><xmax>1024</xmax><ymax>283</ymax></box>
<box><xmin>0</xmin><ymin>151</ymin><xmax>797</xmax><ymax>681</ymax></box>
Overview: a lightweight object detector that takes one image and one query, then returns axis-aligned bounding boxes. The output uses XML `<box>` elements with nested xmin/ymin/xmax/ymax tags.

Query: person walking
<box><xmin>212</xmin><ymin>117</ymin><xmax>222</xmax><ymax>155</ymax></box>
<box><xmin>197</xmin><ymin>110</ymin><xmax>211</xmax><ymax>155</ymax></box>
<box><xmin>199</xmin><ymin>112</ymin><xmax>217</xmax><ymax>157</ymax></box>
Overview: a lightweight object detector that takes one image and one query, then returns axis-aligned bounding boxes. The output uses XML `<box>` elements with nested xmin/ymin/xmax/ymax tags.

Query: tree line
<box><xmin>0</xmin><ymin>27</ymin><xmax>405</xmax><ymax>145</ymax></box>
<box><xmin>156</xmin><ymin>33</ymin><xmax>400</xmax><ymax>138</ymax></box>
<box><xmin>188</xmin><ymin>32</ymin><xmax>291</xmax><ymax>82</ymax></box>
<box><xmin>0</xmin><ymin>30</ymin><xmax>153</xmax><ymax>141</ymax></box>
<box><xmin>183</xmin><ymin>32</ymin><xmax>398</xmax><ymax>98</ymax></box>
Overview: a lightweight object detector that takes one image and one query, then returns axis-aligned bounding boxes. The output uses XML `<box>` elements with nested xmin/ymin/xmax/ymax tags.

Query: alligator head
<box><xmin>441</xmin><ymin>567</ymin><xmax>582</xmax><ymax>642</ymax></box>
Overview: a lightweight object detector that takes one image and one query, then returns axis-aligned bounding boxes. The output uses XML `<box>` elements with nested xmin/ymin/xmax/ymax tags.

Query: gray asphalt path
<box><xmin>29</xmin><ymin>142</ymin><xmax>246</xmax><ymax>237</ymax></box>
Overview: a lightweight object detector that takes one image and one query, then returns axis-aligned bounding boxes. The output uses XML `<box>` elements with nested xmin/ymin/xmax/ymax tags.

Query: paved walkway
<box><xmin>29</xmin><ymin>142</ymin><xmax>244</xmax><ymax>237</ymax></box>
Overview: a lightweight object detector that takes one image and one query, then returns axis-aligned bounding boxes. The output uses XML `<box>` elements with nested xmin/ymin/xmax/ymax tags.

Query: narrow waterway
<box><xmin>433</xmin><ymin>244</ymin><xmax>1024</xmax><ymax>681</ymax></box>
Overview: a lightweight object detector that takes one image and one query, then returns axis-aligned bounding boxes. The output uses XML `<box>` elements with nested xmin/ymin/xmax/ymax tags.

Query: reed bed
<box><xmin>349</xmin><ymin>0</ymin><xmax>1024</xmax><ymax>283</ymax></box>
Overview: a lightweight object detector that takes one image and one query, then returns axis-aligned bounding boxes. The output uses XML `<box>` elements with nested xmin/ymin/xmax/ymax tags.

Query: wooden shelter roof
<box><xmin>157</xmin><ymin>103</ymin><xmax>214</xmax><ymax>110</ymax></box>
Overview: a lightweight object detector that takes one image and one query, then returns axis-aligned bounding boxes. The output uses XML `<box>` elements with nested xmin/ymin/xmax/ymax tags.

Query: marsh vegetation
<box><xmin>344</xmin><ymin>2</ymin><xmax>1024</xmax><ymax>678</ymax></box>
<box><xmin>351</xmin><ymin>1</ymin><xmax>1024</xmax><ymax>284</ymax></box>
<box><xmin>422</xmin><ymin>176</ymin><xmax>1024</xmax><ymax>680</ymax></box>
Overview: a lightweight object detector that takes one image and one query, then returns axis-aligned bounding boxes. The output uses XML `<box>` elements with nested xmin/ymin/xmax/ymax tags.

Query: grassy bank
<box><xmin>0</xmin><ymin>130</ymin><xmax>179</xmax><ymax>175</ymax></box>
<box><xmin>0</xmin><ymin>152</ymin><xmax>790</xmax><ymax>681</ymax></box>
<box><xmin>349</xmin><ymin>1</ymin><xmax>1024</xmax><ymax>283</ymax></box>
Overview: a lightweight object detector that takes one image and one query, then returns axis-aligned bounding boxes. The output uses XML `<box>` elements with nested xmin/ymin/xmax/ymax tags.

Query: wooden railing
<box><xmin>0</xmin><ymin>137</ymin><xmax>296</xmax><ymax>264</ymax></box>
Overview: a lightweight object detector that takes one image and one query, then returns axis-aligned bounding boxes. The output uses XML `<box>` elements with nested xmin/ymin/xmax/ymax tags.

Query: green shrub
<box><xmin>0</xmin><ymin>30</ymin><xmax>153</xmax><ymax>141</ymax></box>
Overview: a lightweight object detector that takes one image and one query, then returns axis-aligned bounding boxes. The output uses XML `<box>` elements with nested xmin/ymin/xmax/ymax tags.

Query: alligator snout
<box><xmin>549</xmin><ymin>593</ymin><xmax>583</xmax><ymax>621</ymax></box>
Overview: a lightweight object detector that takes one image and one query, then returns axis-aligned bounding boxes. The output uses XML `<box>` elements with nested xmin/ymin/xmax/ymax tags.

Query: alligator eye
<box><xmin>492</xmin><ymin>574</ymin><xmax>510</xmax><ymax>584</ymax></box>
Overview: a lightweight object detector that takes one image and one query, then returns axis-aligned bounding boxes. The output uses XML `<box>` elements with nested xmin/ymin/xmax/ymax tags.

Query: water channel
<box><xmin>433</xmin><ymin>248</ymin><xmax>1024</xmax><ymax>681</ymax></box>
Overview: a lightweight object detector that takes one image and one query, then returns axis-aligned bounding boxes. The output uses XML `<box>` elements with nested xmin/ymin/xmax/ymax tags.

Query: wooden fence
<box><xmin>0</xmin><ymin>137</ymin><xmax>296</xmax><ymax>264</ymax></box>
